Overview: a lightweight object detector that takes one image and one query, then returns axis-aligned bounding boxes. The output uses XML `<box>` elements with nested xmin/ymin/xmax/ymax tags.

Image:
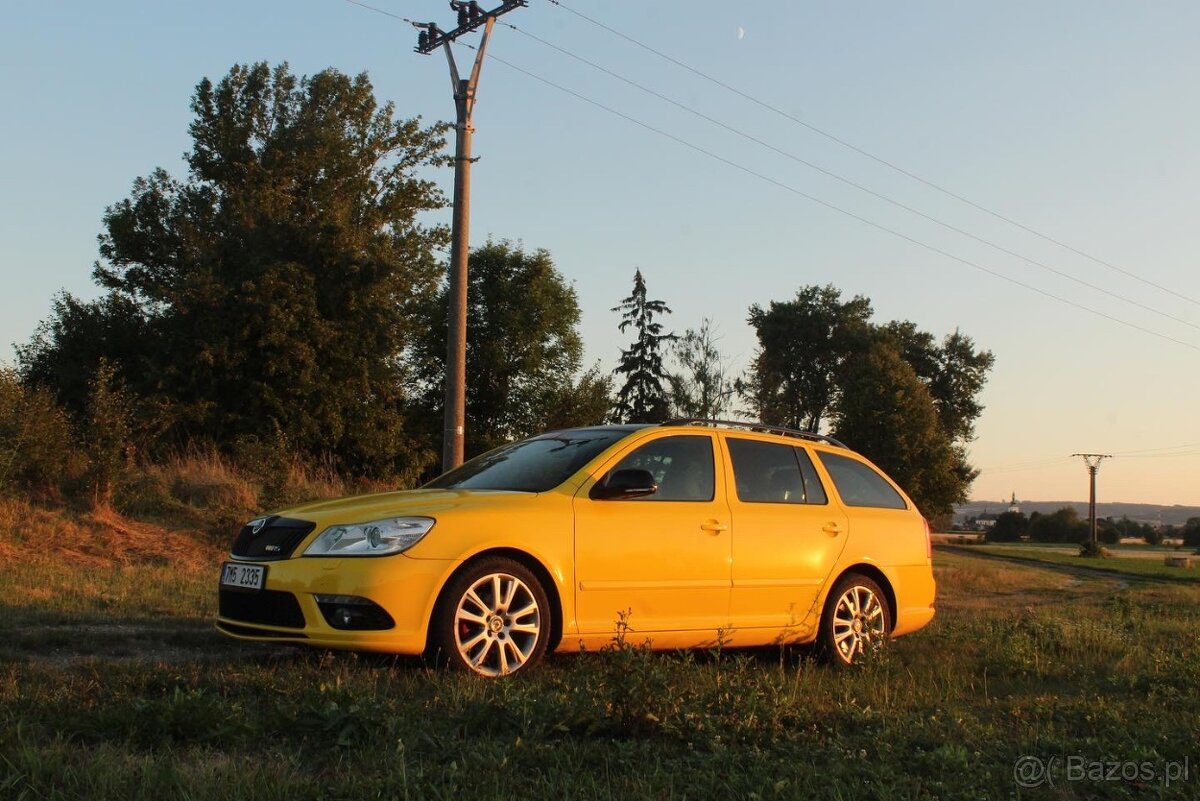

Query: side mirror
<box><xmin>590</xmin><ymin>468</ymin><xmax>659</xmax><ymax>500</ymax></box>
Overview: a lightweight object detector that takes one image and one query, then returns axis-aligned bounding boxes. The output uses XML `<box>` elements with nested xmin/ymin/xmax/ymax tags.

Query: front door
<box><xmin>573</xmin><ymin>433</ymin><xmax>732</xmax><ymax>640</ymax></box>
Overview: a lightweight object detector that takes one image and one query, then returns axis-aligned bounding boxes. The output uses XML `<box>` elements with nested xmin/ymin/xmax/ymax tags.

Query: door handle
<box><xmin>700</xmin><ymin>520</ymin><xmax>729</xmax><ymax>534</ymax></box>
<box><xmin>822</xmin><ymin>522</ymin><xmax>842</xmax><ymax>536</ymax></box>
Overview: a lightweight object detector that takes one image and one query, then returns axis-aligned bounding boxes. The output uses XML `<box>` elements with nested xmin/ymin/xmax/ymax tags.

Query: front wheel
<box><xmin>430</xmin><ymin>557</ymin><xmax>551</xmax><ymax>677</ymax></box>
<box><xmin>818</xmin><ymin>574</ymin><xmax>891</xmax><ymax>666</ymax></box>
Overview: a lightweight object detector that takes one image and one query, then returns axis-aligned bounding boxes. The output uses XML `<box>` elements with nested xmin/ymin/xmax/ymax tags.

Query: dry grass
<box><xmin>115</xmin><ymin>448</ymin><xmax>353</xmax><ymax>533</ymax></box>
<box><xmin>0</xmin><ymin>496</ymin><xmax>221</xmax><ymax>572</ymax></box>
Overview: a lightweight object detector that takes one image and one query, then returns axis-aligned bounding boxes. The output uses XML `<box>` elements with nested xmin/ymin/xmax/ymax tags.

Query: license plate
<box><xmin>221</xmin><ymin>562</ymin><xmax>266</xmax><ymax>591</ymax></box>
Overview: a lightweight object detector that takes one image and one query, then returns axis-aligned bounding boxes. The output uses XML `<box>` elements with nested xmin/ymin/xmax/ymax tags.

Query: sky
<box><xmin>3</xmin><ymin>1</ymin><xmax>1199</xmax><ymax>506</ymax></box>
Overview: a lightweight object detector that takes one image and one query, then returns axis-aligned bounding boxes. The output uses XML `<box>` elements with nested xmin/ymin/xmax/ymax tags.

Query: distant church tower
<box><xmin>1007</xmin><ymin>492</ymin><xmax>1020</xmax><ymax>514</ymax></box>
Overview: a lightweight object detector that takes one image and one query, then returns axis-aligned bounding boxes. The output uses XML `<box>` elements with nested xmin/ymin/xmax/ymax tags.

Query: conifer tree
<box><xmin>611</xmin><ymin>270</ymin><xmax>675</xmax><ymax>423</ymax></box>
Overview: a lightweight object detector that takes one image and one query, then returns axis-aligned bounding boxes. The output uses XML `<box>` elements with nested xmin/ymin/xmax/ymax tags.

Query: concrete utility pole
<box><xmin>1072</xmin><ymin>453</ymin><xmax>1112</xmax><ymax>550</ymax></box>
<box><xmin>414</xmin><ymin>0</ymin><xmax>526</xmax><ymax>472</ymax></box>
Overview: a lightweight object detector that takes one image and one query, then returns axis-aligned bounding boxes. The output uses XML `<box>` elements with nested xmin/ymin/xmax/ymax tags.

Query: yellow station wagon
<box><xmin>217</xmin><ymin>420</ymin><xmax>936</xmax><ymax>675</ymax></box>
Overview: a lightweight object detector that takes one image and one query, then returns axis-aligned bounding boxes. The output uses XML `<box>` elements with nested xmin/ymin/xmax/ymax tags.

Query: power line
<box><xmin>456</xmin><ymin>42</ymin><xmax>1200</xmax><ymax>354</ymax></box>
<box><xmin>340</xmin><ymin>1</ymin><xmax>1200</xmax><ymax>352</ymax></box>
<box><xmin>502</xmin><ymin>20</ymin><xmax>1200</xmax><ymax>334</ymax></box>
<box><xmin>342</xmin><ymin>0</ymin><xmax>416</xmax><ymax>24</ymax></box>
<box><xmin>544</xmin><ymin>0</ymin><xmax>1200</xmax><ymax>310</ymax></box>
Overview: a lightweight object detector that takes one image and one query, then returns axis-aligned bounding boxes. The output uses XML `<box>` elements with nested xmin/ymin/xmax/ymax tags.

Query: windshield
<box><xmin>425</xmin><ymin>428</ymin><xmax>636</xmax><ymax>492</ymax></box>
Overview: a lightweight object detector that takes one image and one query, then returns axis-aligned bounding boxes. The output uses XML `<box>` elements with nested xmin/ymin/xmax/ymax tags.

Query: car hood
<box><xmin>275</xmin><ymin>487</ymin><xmax>533</xmax><ymax>525</ymax></box>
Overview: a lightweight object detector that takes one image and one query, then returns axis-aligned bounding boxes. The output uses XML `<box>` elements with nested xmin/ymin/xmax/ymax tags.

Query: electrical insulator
<box><xmin>457</xmin><ymin>5</ymin><xmax>468</xmax><ymax>25</ymax></box>
<box><xmin>418</xmin><ymin>30</ymin><xmax>429</xmax><ymax>49</ymax></box>
<box><xmin>469</xmin><ymin>1</ymin><xmax>482</xmax><ymax>19</ymax></box>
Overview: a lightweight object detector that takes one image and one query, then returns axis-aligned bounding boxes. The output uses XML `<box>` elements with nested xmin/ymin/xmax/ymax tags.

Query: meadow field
<box><xmin>2</xmin><ymin>500</ymin><xmax>1197</xmax><ymax>800</ymax></box>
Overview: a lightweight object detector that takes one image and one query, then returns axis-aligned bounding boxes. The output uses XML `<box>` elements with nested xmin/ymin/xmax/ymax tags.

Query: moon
<box><xmin>737</xmin><ymin>26</ymin><xmax>745</xmax><ymax>40</ymax></box>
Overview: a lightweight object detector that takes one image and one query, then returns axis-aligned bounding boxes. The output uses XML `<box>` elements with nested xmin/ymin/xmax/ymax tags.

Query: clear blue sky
<box><xmin>3</xmin><ymin>1</ymin><xmax>1199</xmax><ymax>505</ymax></box>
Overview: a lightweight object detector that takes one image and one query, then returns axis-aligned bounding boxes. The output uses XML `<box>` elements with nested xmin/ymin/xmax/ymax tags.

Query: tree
<box><xmin>743</xmin><ymin>285</ymin><xmax>872</xmax><ymax>430</ymax></box>
<box><xmin>988</xmin><ymin>510</ymin><xmax>1028</xmax><ymax>543</ymax></box>
<box><xmin>668</xmin><ymin>318</ymin><xmax>734</xmax><ymax>419</ymax></box>
<box><xmin>741</xmin><ymin>284</ymin><xmax>994</xmax><ymax>514</ymax></box>
<box><xmin>412</xmin><ymin>241</ymin><xmax>611</xmax><ymax>456</ymax></box>
<box><xmin>19</xmin><ymin>63</ymin><xmax>450</xmax><ymax>477</ymax></box>
<box><xmin>1183</xmin><ymin>517</ymin><xmax>1200</xmax><ymax>548</ymax></box>
<box><xmin>876</xmin><ymin>323</ymin><xmax>995</xmax><ymax>442</ymax></box>
<box><xmin>1029</xmin><ymin>507</ymin><xmax>1089</xmax><ymax>543</ymax></box>
<box><xmin>831</xmin><ymin>342</ymin><xmax>961</xmax><ymax>516</ymax></box>
<box><xmin>611</xmin><ymin>270</ymin><xmax>675</xmax><ymax>423</ymax></box>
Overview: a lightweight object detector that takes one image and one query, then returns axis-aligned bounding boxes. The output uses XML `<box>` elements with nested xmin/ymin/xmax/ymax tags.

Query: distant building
<box><xmin>1008</xmin><ymin>493</ymin><xmax>1020</xmax><ymax>515</ymax></box>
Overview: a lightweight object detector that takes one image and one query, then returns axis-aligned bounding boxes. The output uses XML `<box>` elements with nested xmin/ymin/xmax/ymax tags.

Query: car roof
<box><xmin>546</xmin><ymin>420</ymin><xmax>846</xmax><ymax>450</ymax></box>
<box><xmin>657</xmin><ymin>418</ymin><xmax>847</xmax><ymax>449</ymax></box>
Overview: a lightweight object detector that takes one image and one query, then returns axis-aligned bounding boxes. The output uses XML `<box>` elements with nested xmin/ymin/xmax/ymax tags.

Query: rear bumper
<box><xmin>891</xmin><ymin>562</ymin><xmax>936</xmax><ymax>637</ymax></box>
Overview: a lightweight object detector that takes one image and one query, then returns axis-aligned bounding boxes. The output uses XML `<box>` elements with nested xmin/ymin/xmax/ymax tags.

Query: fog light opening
<box><xmin>314</xmin><ymin>595</ymin><xmax>396</xmax><ymax>631</ymax></box>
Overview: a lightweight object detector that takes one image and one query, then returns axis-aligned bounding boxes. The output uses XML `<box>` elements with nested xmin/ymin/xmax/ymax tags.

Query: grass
<box><xmin>1</xmin><ymin>506</ymin><xmax>1198</xmax><ymax>799</ymax></box>
<box><xmin>961</xmin><ymin>543</ymin><xmax>1200</xmax><ymax>582</ymax></box>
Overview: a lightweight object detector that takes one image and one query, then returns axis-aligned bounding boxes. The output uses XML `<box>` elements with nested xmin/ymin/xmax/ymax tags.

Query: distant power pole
<box><xmin>413</xmin><ymin>1</ymin><xmax>527</xmax><ymax>472</ymax></box>
<box><xmin>1072</xmin><ymin>453</ymin><xmax>1112</xmax><ymax>550</ymax></box>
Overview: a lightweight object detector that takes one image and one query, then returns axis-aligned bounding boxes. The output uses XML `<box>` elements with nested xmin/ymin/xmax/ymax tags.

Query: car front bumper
<box><xmin>215</xmin><ymin>553</ymin><xmax>454</xmax><ymax>655</ymax></box>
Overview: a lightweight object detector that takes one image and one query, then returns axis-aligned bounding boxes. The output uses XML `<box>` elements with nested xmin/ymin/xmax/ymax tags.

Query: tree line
<box><xmin>985</xmin><ymin>508</ymin><xmax>1200</xmax><ymax>547</ymax></box>
<box><xmin>4</xmin><ymin>63</ymin><xmax>994</xmax><ymax>520</ymax></box>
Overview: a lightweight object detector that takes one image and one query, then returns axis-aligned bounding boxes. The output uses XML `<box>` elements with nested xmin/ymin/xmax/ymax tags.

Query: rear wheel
<box><xmin>818</xmin><ymin>574</ymin><xmax>891</xmax><ymax>666</ymax></box>
<box><xmin>430</xmin><ymin>557</ymin><xmax>550</xmax><ymax>677</ymax></box>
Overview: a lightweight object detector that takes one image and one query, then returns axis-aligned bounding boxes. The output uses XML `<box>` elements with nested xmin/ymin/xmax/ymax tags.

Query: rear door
<box><xmin>724</xmin><ymin>437</ymin><xmax>848</xmax><ymax>633</ymax></box>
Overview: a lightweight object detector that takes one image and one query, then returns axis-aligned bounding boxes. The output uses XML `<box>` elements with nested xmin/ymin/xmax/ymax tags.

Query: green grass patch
<box><xmin>2</xmin><ymin>546</ymin><xmax>1198</xmax><ymax>798</ymax></box>
<box><xmin>966</xmin><ymin>544</ymin><xmax>1200</xmax><ymax>582</ymax></box>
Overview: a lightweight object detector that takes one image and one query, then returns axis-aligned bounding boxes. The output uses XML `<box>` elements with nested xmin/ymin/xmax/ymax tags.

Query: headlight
<box><xmin>302</xmin><ymin>517</ymin><xmax>435</xmax><ymax>557</ymax></box>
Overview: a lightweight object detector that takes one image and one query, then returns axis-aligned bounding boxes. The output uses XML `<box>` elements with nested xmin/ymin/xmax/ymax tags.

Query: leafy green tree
<box><xmin>742</xmin><ymin>285</ymin><xmax>993</xmax><ymax>514</ymax></box>
<box><xmin>876</xmin><ymin>323</ymin><xmax>995</xmax><ymax>442</ymax></box>
<box><xmin>413</xmin><ymin>241</ymin><xmax>611</xmax><ymax>456</ymax></box>
<box><xmin>831</xmin><ymin>342</ymin><xmax>960</xmax><ymax>516</ymax></box>
<box><xmin>668</xmin><ymin>318</ymin><xmax>734</xmax><ymax>419</ymax></box>
<box><xmin>1183</xmin><ymin>517</ymin><xmax>1200</xmax><ymax>548</ymax></box>
<box><xmin>988</xmin><ymin>510</ymin><xmax>1028</xmax><ymax>543</ymax></box>
<box><xmin>611</xmin><ymin>270</ymin><xmax>675</xmax><ymax>423</ymax></box>
<box><xmin>743</xmin><ymin>285</ymin><xmax>872</xmax><ymax>430</ymax></box>
<box><xmin>1029</xmin><ymin>507</ymin><xmax>1089</xmax><ymax>543</ymax></box>
<box><xmin>19</xmin><ymin>63</ymin><xmax>450</xmax><ymax>477</ymax></box>
<box><xmin>19</xmin><ymin>293</ymin><xmax>148</xmax><ymax>421</ymax></box>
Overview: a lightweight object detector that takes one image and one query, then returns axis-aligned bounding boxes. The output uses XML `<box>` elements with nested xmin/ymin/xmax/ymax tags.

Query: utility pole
<box><xmin>1072</xmin><ymin>453</ymin><xmax>1112</xmax><ymax>551</ymax></box>
<box><xmin>413</xmin><ymin>0</ymin><xmax>527</xmax><ymax>471</ymax></box>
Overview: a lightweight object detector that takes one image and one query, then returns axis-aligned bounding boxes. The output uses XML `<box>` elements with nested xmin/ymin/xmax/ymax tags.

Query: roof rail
<box><xmin>660</xmin><ymin>418</ymin><xmax>847</xmax><ymax>448</ymax></box>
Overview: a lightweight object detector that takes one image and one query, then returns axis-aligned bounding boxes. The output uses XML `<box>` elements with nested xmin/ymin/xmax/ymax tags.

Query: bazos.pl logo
<box><xmin>1014</xmin><ymin>755</ymin><xmax>1192</xmax><ymax>789</ymax></box>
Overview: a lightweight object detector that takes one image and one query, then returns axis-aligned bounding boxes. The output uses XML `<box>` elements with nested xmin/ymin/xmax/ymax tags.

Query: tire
<box><xmin>818</xmin><ymin>573</ymin><xmax>892</xmax><ymax>666</ymax></box>
<box><xmin>429</xmin><ymin>556</ymin><xmax>551</xmax><ymax>677</ymax></box>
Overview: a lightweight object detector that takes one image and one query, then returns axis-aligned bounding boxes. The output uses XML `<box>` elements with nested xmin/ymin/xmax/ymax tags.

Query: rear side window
<box><xmin>726</xmin><ymin>438</ymin><xmax>827</xmax><ymax>505</ymax></box>
<box><xmin>817</xmin><ymin>452</ymin><xmax>907</xmax><ymax>509</ymax></box>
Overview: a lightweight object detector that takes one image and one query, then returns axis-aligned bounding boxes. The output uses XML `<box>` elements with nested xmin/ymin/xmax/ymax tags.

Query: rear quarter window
<box><xmin>817</xmin><ymin>452</ymin><xmax>907</xmax><ymax>509</ymax></box>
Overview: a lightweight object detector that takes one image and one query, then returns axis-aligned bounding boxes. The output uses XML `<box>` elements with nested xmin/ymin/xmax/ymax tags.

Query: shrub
<box><xmin>83</xmin><ymin>359</ymin><xmax>133</xmax><ymax>505</ymax></box>
<box><xmin>0</xmin><ymin>368</ymin><xmax>80</xmax><ymax>494</ymax></box>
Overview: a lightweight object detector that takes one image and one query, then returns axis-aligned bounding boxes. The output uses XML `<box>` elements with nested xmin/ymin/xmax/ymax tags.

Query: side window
<box><xmin>726</xmin><ymin>438</ymin><xmax>826</xmax><ymax>505</ymax></box>
<box><xmin>793</xmin><ymin>447</ymin><xmax>828</xmax><ymax>505</ymax></box>
<box><xmin>603</xmin><ymin>435</ymin><xmax>714</xmax><ymax>502</ymax></box>
<box><xmin>817</xmin><ymin>452</ymin><xmax>907</xmax><ymax>509</ymax></box>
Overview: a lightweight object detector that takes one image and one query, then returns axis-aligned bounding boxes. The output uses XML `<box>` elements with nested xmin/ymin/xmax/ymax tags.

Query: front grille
<box><xmin>219</xmin><ymin>588</ymin><xmax>306</xmax><ymax>629</ymax></box>
<box><xmin>231</xmin><ymin>517</ymin><xmax>316</xmax><ymax>560</ymax></box>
